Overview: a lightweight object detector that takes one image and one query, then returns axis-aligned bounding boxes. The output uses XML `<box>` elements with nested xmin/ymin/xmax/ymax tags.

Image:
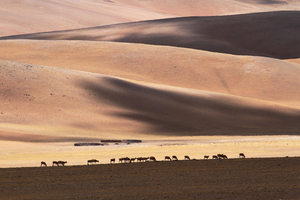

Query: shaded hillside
<box><xmin>2</xmin><ymin>11</ymin><xmax>300</xmax><ymax>59</ymax></box>
<box><xmin>83</xmin><ymin>76</ymin><xmax>300</xmax><ymax>135</ymax></box>
<box><xmin>1</xmin><ymin>40</ymin><xmax>300</xmax><ymax>107</ymax></box>
<box><xmin>1</xmin><ymin>60</ymin><xmax>300</xmax><ymax>136</ymax></box>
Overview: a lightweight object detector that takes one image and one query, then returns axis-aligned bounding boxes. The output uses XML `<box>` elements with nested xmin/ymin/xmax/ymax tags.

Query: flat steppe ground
<box><xmin>0</xmin><ymin>157</ymin><xmax>299</xmax><ymax>200</ymax></box>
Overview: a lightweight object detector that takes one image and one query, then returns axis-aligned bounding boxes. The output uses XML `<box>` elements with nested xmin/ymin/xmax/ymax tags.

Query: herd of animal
<box><xmin>40</xmin><ymin>153</ymin><xmax>246</xmax><ymax>167</ymax></box>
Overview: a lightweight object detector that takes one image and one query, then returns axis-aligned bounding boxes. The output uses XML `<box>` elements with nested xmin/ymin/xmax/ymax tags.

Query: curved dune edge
<box><xmin>1</xmin><ymin>40</ymin><xmax>300</xmax><ymax>108</ymax></box>
<box><xmin>1</xmin><ymin>60</ymin><xmax>300</xmax><ymax>138</ymax></box>
<box><xmin>2</xmin><ymin>11</ymin><xmax>300</xmax><ymax>59</ymax></box>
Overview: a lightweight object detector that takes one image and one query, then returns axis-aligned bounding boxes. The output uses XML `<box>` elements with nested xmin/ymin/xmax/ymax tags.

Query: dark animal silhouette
<box><xmin>58</xmin><ymin>161</ymin><xmax>67</xmax><ymax>166</ymax></box>
<box><xmin>184</xmin><ymin>155</ymin><xmax>190</xmax><ymax>160</ymax></box>
<box><xmin>87</xmin><ymin>159</ymin><xmax>99</xmax><ymax>165</ymax></box>
<box><xmin>165</xmin><ymin>156</ymin><xmax>172</xmax><ymax>161</ymax></box>
<box><xmin>172</xmin><ymin>156</ymin><xmax>178</xmax><ymax>161</ymax></box>
<box><xmin>150</xmin><ymin>156</ymin><xmax>157</xmax><ymax>162</ymax></box>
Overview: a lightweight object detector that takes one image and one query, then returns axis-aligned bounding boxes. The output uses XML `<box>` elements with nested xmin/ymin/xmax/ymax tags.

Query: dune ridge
<box><xmin>2</xmin><ymin>11</ymin><xmax>299</xmax><ymax>59</ymax></box>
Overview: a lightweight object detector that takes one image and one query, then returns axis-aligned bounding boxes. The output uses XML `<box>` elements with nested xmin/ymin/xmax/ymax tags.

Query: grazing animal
<box><xmin>172</xmin><ymin>156</ymin><xmax>178</xmax><ymax>161</ymax></box>
<box><xmin>130</xmin><ymin>158</ymin><xmax>136</xmax><ymax>163</ymax></box>
<box><xmin>204</xmin><ymin>155</ymin><xmax>209</xmax><ymax>159</ymax></box>
<box><xmin>41</xmin><ymin>161</ymin><xmax>47</xmax><ymax>167</ymax></box>
<box><xmin>119</xmin><ymin>158</ymin><xmax>124</xmax><ymax>163</ymax></box>
<box><xmin>150</xmin><ymin>156</ymin><xmax>157</xmax><ymax>162</ymax></box>
<box><xmin>217</xmin><ymin>154</ymin><xmax>224</xmax><ymax>159</ymax></box>
<box><xmin>217</xmin><ymin>154</ymin><xmax>228</xmax><ymax>159</ymax></box>
<box><xmin>212</xmin><ymin>155</ymin><xmax>218</xmax><ymax>159</ymax></box>
<box><xmin>137</xmin><ymin>157</ymin><xmax>148</xmax><ymax>162</ymax></box>
<box><xmin>110</xmin><ymin>158</ymin><xmax>115</xmax><ymax>164</ymax></box>
<box><xmin>184</xmin><ymin>155</ymin><xmax>190</xmax><ymax>160</ymax></box>
<box><xmin>123</xmin><ymin>157</ymin><xmax>131</xmax><ymax>163</ymax></box>
<box><xmin>143</xmin><ymin>157</ymin><xmax>150</xmax><ymax>162</ymax></box>
<box><xmin>87</xmin><ymin>159</ymin><xmax>99</xmax><ymax>165</ymax></box>
<box><xmin>58</xmin><ymin>161</ymin><xmax>67</xmax><ymax>166</ymax></box>
<box><xmin>52</xmin><ymin>161</ymin><xmax>58</xmax><ymax>166</ymax></box>
<box><xmin>239</xmin><ymin>153</ymin><xmax>246</xmax><ymax>158</ymax></box>
<box><xmin>165</xmin><ymin>156</ymin><xmax>172</xmax><ymax>161</ymax></box>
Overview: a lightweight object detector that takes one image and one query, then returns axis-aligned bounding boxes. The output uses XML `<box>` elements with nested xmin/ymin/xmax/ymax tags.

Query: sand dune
<box><xmin>2</xmin><ymin>11</ymin><xmax>299</xmax><ymax>59</ymax></box>
<box><xmin>1</xmin><ymin>59</ymin><xmax>300</xmax><ymax>137</ymax></box>
<box><xmin>0</xmin><ymin>0</ymin><xmax>176</xmax><ymax>37</ymax></box>
<box><xmin>1</xmin><ymin>40</ymin><xmax>300</xmax><ymax>107</ymax></box>
<box><xmin>2</xmin><ymin>0</ymin><xmax>299</xmax><ymax>38</ymax></box>
<box><xmin>84</xmin><ymin>76</ymin><xmax>300</xmax><ymax>135</ymax></box>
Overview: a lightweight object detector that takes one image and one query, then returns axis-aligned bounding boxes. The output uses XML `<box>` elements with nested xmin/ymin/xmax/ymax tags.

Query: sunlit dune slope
<box><xmin>0</xmin><ymin>0</ymin><xmax>176</xmax><ymax>37</ymax></box>
<box><xmin>1</xmin><ymin>40</ymin><xmax>300</xmax><ymax>108</ymax></box>
<box><xmin>2</xmin><ymin>11</ymin><xmax>299</xmax><ymax>59</ymax></box>
<box><xmin>1</xmin><ymin>60</ymin><xmax>300</xmax><ymax>138</ymax></box>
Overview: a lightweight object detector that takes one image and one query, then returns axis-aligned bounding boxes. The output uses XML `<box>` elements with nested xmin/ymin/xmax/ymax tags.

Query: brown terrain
<box><xmin>0</xmin><ymin>0</ymin><xmax>300</xmax><ymax>199</ymax></box>
<box><xmin>0</xmin><ymin>157</ymin><xmax>299</xmax><ymax>199</ymax></box>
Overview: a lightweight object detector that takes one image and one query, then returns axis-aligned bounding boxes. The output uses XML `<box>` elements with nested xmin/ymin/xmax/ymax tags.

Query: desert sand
<box><xmin>0</xmin><ymin>0</ymin><xmax>299</xmax><ymax>176</ymax></box>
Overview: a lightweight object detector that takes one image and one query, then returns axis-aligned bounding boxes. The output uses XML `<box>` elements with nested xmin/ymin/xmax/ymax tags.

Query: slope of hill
<box><xmin>1</xmin><ymin>57</ymin><xmax>300</xmax><ymax>137</ymax></box>
<box><xmin>1</xmin><ymin>1</ymin><xmax>300</xmax><ymax>168</ymax></box>
<box><xmin>2</xmin><ymin>0</ymin><xmax>299</xmax><ymax>37</ymax></box>
<box><xmin>2</xmin><ymin>11</ymin><xmax>299</xmax><ymax>59</ymax></box>
<box><xmin>0</xmin><ymin>0</ymin><xmax>176</xmax><ymax>37</ymax></box>
<box><xmin>1</xmin><ymin>40</ymin><xmax>300</xmax><ymax>108</ymax></box>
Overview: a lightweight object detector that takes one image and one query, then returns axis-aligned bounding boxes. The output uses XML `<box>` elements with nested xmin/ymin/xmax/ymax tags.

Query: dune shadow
<box><xmin>82</xmin><ymin>76</ymin><xmax>300</xmax><ymax>136</ymax></box>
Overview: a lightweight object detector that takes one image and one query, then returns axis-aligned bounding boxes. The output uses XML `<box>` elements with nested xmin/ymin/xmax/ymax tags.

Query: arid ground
<box><xmin>0</xmin><ymin>1</ymin><xmax>300</xmax><ymax>198</ymax></box>
<box><xmin>0</xmin><ymin>157</ymin><xmax>299</xmax><ymax>199</ymax></box>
